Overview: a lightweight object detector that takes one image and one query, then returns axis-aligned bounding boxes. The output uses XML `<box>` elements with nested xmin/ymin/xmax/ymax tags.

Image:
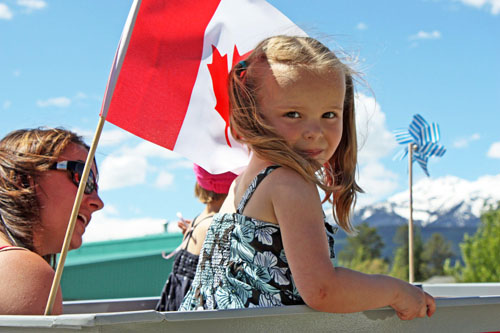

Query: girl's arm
<box><xmin>0</xmin><ymin>250</ymin><xmax>63</xmax><ymax>315</ymax></box>
<box><xmin>271</xmin><ymin>168</ymin><xmax>435</xmax><ymax>320</ymax></box>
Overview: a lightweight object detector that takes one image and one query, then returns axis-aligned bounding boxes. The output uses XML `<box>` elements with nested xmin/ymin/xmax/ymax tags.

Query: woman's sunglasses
<box><xmin>49</xmin><ymin>160</ymin><xmax>99</xmax><ymax>195</ymax></box>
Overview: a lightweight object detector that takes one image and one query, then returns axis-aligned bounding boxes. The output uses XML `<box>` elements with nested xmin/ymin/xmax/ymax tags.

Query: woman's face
<box><xmin>33</xmin><ymin>143</ymin><xmax>104</xmax><ymax>256</ymax></box>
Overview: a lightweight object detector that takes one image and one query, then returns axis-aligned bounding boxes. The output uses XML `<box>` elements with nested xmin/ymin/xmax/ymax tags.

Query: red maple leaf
<box><xmin>208</xmin><ymin>45</ymin><xmax>251</xmax><ymax>147</ymax></box>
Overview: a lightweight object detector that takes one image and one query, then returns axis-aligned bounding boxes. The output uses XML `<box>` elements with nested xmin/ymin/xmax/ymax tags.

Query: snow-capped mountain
<box><xmin>352</xmin><ymin>174</ymin><xmax>500</xmax><ymax>228</ymax></box>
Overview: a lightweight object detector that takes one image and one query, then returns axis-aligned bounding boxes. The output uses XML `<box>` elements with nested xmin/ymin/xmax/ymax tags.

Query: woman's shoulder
<box><xmin>0</xmin><ymin>249</ymin><xmax>62</xmax><ymax>315</ymax></box>
<box><xmin>0</xmin><ymin>247</ymin><xmax>52</xmax><ymax>271</ymax></box>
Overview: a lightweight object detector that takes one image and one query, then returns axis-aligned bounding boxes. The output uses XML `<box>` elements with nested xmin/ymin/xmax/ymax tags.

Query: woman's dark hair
<box><xmin>0</xmin><ymin>127</ymin><xmax>88</xmax><ymax>253</ymax></box>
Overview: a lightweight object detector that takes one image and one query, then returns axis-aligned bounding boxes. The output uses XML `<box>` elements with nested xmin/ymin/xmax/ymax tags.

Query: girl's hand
<box><xmin>391</xmin><ymin>282</ymin><xmax>436</xmax><ymax>320</ymax></box>
<box><xmin>177</xmin><ymin>219</ymin><xmax>192</xmax><ymax>235</ymax></box>
<box><xmin>176</xmin><ymin>212</ymin><xmax>191</xmax><ymax>235</ymax></box>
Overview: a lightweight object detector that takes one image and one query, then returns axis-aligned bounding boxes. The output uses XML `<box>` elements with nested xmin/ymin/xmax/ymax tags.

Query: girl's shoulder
<box><xmin>269</xmin><ymin>167</ymin><xmax>323</xmax><ymax>216</ymax></box>
<box><xmin>0</xmin><ymin>249</ymin><xmax>62</xmax><ymax>314</ymax></box>
<box><xmin>266</xmin><ymin>166</ymin><xmax>318</xmax><ymax>193</ymax></box>
<box><xmin>259</xmin><ymin>166</ymin><xmax>321</xmax><ymax>215</ymax></box>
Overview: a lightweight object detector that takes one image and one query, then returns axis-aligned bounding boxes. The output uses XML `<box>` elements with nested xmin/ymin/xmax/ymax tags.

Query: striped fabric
<box><xmin>393</xmin><ymin>114</ymin><xmax>446</xmax><ymax>176</ymax></box>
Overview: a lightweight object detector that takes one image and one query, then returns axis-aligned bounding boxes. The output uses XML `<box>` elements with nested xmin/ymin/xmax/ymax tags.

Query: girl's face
<box><xmin>33</xmin><ymin>143</ymin><xmax>104</xmax><ymax>256</ymax></box>
<box><xmin>258</xmin><ymin>64</ymin><xmax>346</xmax><ymax>164</ymax></box>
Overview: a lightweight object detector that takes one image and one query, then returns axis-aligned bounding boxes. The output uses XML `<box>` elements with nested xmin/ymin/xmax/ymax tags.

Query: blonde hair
<box><xmin>0</xmin><ymin>127</ymin><xmax>88</xmax><ymax>252</ymax></box>
<box><xmin>194</xmin><ymin>183</ymin><xmax>227</xmax><ymax>204</ymax></box>
<box><xmin>228</xmin><ymin>36</ymin><xmax>362</xmax><ymax>233</ymax></box>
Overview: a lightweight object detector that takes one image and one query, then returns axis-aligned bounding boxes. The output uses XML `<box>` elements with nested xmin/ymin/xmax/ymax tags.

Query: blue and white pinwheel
<box><xmin>393</xmin><ymin>114</ymin><xmax>446</xmax><ymax>176</ymax></box>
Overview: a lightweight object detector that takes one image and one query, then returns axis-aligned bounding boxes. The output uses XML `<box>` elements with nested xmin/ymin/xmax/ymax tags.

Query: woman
<box><xmin>0</xmin><ymin>127</ymin><xmax>104</xmax><ymax>315</ymax></box>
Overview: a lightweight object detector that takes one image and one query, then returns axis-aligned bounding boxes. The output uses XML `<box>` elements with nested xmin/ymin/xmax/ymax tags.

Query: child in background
<box><xmin>156</xmin><ymin>164</ymin><xmax>237</xmax><ymax>311</ymax></box>
<box><xmin>180</xmin><ymin>36</ymin><xmax>435</xmax><ymax>320</ymax></box>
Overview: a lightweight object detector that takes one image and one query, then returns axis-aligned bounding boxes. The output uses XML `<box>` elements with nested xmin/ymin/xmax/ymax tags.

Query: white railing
<box><xmin>0</xmin><ymin>284</ymin><xmax>499</xmax><ymax>332</ymax></box>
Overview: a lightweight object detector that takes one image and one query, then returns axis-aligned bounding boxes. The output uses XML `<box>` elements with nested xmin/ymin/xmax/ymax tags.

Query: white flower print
<box><xmin>254</xmin><ymin>221</ymin><xmax>277</xmax><ymax>245</ymax></box>
<box><xmin>254</xmin><ymin>251</ymin><xmax>277</xmax><ymax>267</ymax></box>
<box><xmin>254</xmin><ymin>251</ymin><xmax>290</xmax><ymax>285</ymax></box>
<box><xmin>270</xmin><ymin>267</ymin><xmax>289</xmax><ymax>285</ymax></box>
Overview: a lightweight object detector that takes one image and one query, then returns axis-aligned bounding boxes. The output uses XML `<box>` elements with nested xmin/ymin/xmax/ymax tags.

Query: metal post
<box><xmin>408</xmin><ymin>143</ymin><xmax>414</xmax><ymax>283</ymax></box>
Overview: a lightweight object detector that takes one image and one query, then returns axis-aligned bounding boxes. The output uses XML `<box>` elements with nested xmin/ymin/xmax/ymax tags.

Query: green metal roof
<box><xmin>65</xmin><ymin>232</ymin><xmax>183</xmax><ymax>265</ymax></box>
<box><xmin>61</xmin><ymin>232</ymin><xmax>183</xmax><ymax>300</ymax></box>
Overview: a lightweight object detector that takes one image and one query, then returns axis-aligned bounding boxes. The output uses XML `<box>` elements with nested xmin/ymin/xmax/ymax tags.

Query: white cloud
<box><xmin>409</xmin><ymin>30</ymin><xmax>442</xmax><ymax>40</ymax></box>
<box><xmin>17</xmin><ymin>0</ymin><xmax>46</xmax><ymax>11</ymax></box>
<box><xmin>101</xmin><ymin>204</ymin><xmax>119</xmax><ymax>216</ymax></box>
<box><xmin>36</xmin><ymin>96</ymin><xmax>71</xmax><ymax>108</ymax></box>
<box><xmin>99</xmin><ymin>129</ymin><xmax>134</xmax><ymax>147</ymax></box>
<box><xmin>75</xmin><ymin>92</ymin><xmax>87</xmax><ymax>100</ymax></box>
<box><xmin>122</xmin><ymin>140</ymin><xmax>182</xmax><ymax>160</ymax></box>
<box><xmin>354</xmin><ymin>93</ymin><xmax>400</xmax><ymax>206</ymax></box>
<box><xmin>453</xmin><ymin>133</ymin><xmax>480</xmax><ymax>148</ymax></box>
<box><xmin>171</xmin><ymin>159</ymin><xmax>196</xmax><ymax>169</ymax></box>
<box><xmin>3</xmin><ymin>100</ymin><xmax>11</xmax><ymax>110</ymax></box>
<box><xmin>70</xmin><ymin>128</ymin><xmax>93</xmax><ymax>140</ymax></box>
<box><xmin>96</xmin><ymin>139</ymin><xmax>185</xmax><ymax>191</ymax></box>
<box><xmin>460</xmin><ymin>0</ymin><xmax>488</xmax><ymax>7</ymax></box>
<box><xmin>83</xmin><ymin>209</ymin><xmax>169</xmax><ymax>242</ymax></box>
<box><xmin>356</xmin><ymin>22</ymin><xmax>367</xmax><ymax>30</ymax></box>
<box><xmin>457</xmin><ymin>0</ymin><xmax>500</xmax><ymax>14</ymax></box>
<box><xmin>13</xmin><ymin>70</ymin><xmax>20</xmax><ymax>77</ymax></box>
<box><xmin>487</xmin><ymin>142</ymin><xmax>500</xmax><ymax>158</ymax></box>
<box><xmin>490</xmin><ymin>0</ymin><xmax>500</xmax><ymax>13</ymax></box>
<box><xmin>155</xmin><ymin>171</ymin><xmax>174</xmax><ymax>188</ymax></box>
<box><xmin>0</xmin><ymin>3</ymin><xmax>13</xmax><ymax>19</ymax></box>
<box><xmin>355</xmin><ymin>93</ymin><xmax>397</xmax><ymax>164</ymax></box>
<box><xmin>98</xmin><ymin>154</ymin><xmax>148</xmax><ymax>190</ymax></box>
<box><xmin>357</xmin><ymin>162</ymin><xmax>399</xmax><ymax>208</ymax></box>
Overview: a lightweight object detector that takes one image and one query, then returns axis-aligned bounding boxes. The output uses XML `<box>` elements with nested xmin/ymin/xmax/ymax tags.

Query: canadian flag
<box><xmin>100</xmin><ymin>0</ymin><xmax>305</xmax><ymax>174</ymax></box>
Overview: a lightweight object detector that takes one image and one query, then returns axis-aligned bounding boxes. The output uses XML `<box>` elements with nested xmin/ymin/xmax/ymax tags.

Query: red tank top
<box><xmin>0</xmin><ymin>245</ymin><xmax>27</xmax><ymax>252</ymax></box>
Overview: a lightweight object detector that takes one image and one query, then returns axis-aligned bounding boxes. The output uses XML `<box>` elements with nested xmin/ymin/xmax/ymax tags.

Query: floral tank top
<box><xmin>179</xmin><ymin>166</ymin><xmax>337</xmax><ymax>310</ymax></box>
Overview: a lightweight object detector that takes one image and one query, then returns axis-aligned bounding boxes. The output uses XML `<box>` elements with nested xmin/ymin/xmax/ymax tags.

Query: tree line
<box><xmin>337</xmin><ymin>204</ymin><xmax>500</xmax><ymax>282</ymax></box>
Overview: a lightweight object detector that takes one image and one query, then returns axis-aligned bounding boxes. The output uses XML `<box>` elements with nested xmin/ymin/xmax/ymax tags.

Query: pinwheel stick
<box><xmin>408</xmin><ymin>143</ymin><xmax>416</xmax><ymax>283</ymax></box>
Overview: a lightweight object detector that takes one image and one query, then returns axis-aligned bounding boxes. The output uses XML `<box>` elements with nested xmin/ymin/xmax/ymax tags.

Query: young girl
<box><xmin>180</xmin><ymin>36</ymin><xmax>435</xmax><ymax>320</ymax></box>
<box><xmin>156</xmin><ymin>164</ymin><xmax>236</xmax><ymax>311</ymax></box>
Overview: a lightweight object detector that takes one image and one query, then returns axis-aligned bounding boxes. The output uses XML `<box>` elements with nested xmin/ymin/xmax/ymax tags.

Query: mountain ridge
<box><xmin>350</xmin><ymin>174</ymin><xmax>500</xmax><ymax>228</ymax></box>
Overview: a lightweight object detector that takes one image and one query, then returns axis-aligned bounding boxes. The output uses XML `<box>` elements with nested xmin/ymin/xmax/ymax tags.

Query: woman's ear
<box><xmin>18</xmin><ymin>174</ymin><xmax>33</xmax><ymax>189</ymax></box>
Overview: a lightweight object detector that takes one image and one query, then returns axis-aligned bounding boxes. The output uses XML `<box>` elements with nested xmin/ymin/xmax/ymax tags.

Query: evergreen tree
<box><xmin>337</xmin><ymin>223</ymin><xmax>388</xmax><ymax>274</ymax></box>
<box><xmin>445</xmin><ymin>204</ymin><xmax>500</xmax><ymax>282</ymax></box>
<box><xmin>338</xmin><ymin>222</ymin><xmax>384</xmax><ymax>262</ymax></box>
<box><xmin>389</xmin><ymin>224</ymin><xmax>425</xmax><ymax>281</ymax></box>
<box><xmin>420</xmin><ymin>233</ymin><xmax>454</xmax><ymax>278</ymax></box>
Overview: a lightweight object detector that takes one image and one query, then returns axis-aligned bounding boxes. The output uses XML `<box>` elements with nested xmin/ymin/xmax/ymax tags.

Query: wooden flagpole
<box><xmin>44</xmin><ymin>116</ymin><xmax>106</xmax><ymax>315</ymax></box>
<box><xmin>44</xmin><ymin>0</ymin><xmax>142</xmax><ymax>315</ymax></box>
<box><xmin>408</xmin><ymin>143</ymin><xmax>415</xmax><ymax>283</ymax></box>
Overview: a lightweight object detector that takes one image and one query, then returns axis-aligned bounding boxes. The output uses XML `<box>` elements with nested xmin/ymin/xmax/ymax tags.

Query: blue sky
<box><xmin>1</xmin><ymin>0</ymin><xmax>499</xmax><ymax>242</ymax></box>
